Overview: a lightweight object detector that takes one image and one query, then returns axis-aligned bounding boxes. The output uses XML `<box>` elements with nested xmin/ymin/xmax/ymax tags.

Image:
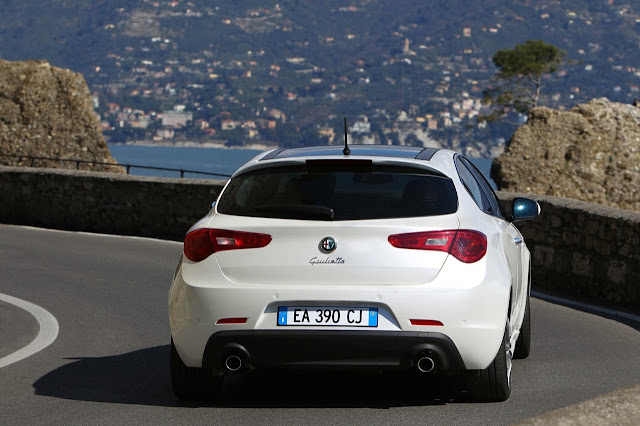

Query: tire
<box><xmin>170</xmin><ymin>338</ymin><xmax>223</xmax><ymax>401</ymax></box>
<box><xmin>468</xmin><ymin>324</ymin><xmax>512</xmax><ymax>402</ymax></box>
<box><xmin>513</xmin><ymin>294</ymin><xmax>531</xmax><ymax>359</ymax></box>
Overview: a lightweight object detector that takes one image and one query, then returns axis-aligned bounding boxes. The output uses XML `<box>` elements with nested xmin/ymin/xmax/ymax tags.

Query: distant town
<box><xmin>73</xmin><ymin>0</ymin><xmax>640</xmax><ymax>158</ymax></box>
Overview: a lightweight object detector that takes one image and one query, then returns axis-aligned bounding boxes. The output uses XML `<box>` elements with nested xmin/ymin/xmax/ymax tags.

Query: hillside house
<box><xmin>162</xmin><ymin>110</ymin><xmax>193</xmax><ymax>128</ymax></box>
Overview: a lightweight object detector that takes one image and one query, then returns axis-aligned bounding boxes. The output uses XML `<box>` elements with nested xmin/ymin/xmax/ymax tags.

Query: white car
<box><xmin>168</xmin><ymin>145</ymin><xmax>540</xmax><ymax>402</ymax></box>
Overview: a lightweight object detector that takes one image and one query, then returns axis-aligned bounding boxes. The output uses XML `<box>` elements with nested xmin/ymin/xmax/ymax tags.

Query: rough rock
<box><xmin>492</xmin><ymin>98</ymin><xmax>640</xmax><ymax>211</ymax></box>
<box><xmin>0</xmin><ymin>59</ymin><xmax>123</xmax><ymax>173</ymax></box>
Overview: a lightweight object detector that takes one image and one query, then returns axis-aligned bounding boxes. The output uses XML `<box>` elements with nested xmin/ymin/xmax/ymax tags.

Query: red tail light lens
<box><xmin>183</xmin><ymin>229</ymin><xmax>214</xmax><ymax>262</ymax></box>
<box><xmin>388</xmin><ymin>230</ymin><xmax>486</xmax><ymax>263</ymax></box>
<box><xmin>388</xmin><ymin>230</ymin><xmax>457</xmax><ymax>253</ymax></box>
<box><xmin>184</xmin><ymin>228</ymin><xmax>272</xmax><ymax>262</ymax></box>
<box><xmin>450</xmin><ymin>230</ymin><xmax>487</xmax><ymax>263</ymax></box>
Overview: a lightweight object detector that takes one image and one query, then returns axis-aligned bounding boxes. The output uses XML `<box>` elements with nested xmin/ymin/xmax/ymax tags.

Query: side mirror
<box><xmin>511</xmin><ymin>197</ymin><xmax>540</xmax><ymax>222</ymax></box>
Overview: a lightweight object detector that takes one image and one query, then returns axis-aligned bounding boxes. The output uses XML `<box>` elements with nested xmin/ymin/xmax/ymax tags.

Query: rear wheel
<box><xmin>514</xmin><ymin>294</ymin><xmax>531</xmax><ymax>359</ymax></box>
<box><xmin>468</xmin><ymin>324</ymin><xmax>512</xmax><ymax>402</ymax></box>
<box><xmin>170</xmin><ymin>338</ymin><xmax>223</xmax><ymax>401</ymax></box>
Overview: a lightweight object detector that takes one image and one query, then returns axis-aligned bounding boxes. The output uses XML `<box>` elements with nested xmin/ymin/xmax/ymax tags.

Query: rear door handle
<box><xmin>513</xmin><ymin>237</ymin><xmax>523</xmax><ymax>245</ymax></box>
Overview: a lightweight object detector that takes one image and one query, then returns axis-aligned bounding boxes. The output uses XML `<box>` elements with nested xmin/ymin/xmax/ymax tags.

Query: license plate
<box><xmin>277</xmin><ymin>306</ymin><xmax>378</xmax><ymax>327</ymax></box>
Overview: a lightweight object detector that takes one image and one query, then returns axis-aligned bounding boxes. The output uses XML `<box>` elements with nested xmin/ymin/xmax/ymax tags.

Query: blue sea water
<box><xmin>108</xmin><ymin>144</ymin><xmax>496</xmax><ymax>188</ymax></box>
<box><xmin>108</xmin><ymin>144</ymin><xmax>263</xmax><ymax>179</ymax></box>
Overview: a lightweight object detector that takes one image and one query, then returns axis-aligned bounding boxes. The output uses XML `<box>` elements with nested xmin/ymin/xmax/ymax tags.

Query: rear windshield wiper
<box><xmin>255</xmin><ymin>204</ymin><xmax>335</xmax><ymax>220</ymax></box>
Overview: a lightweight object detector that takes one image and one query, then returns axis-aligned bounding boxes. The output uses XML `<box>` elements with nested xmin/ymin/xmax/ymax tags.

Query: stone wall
<box><xmin>497</xmin><ymin>192</ymin><xmax>640</xmax><ymax>307</ymax></box>
<box><xmin>0</xmin><ymin>166</ymin><xmax>225</xmax><ymax>241</ymax></box>
<box><xmin>2</xmin><ymin>166</ymin><xmax>639</xmax><ymax>308</ymax></box>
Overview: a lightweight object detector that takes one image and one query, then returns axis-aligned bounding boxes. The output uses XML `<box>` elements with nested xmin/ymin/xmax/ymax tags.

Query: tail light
<box><xmin>388</xmin><ymin>230</ymin><xmax>486</xmax><ymax>263</ymax></box>
<box><xmin>184</xmin><ymin>228</ymin><xmax>272</xmax><ymax>262</ymax></box>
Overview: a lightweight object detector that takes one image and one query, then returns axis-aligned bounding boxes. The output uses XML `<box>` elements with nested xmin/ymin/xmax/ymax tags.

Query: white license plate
<box><xmin>277</xmin><ymin>306</ymin><xmax>378</xmax><ymax>327</ymax></box>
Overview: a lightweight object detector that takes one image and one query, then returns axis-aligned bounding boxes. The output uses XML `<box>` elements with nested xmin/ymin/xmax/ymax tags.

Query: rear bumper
<box><xmin>202</xmin><ymin>330</ymin><xmax>466</xmax><ymax>373</ymax></box>
<box><xmin>169</xmin><ymin>251</ymin><xmax>512</xmax><ymax>371</ymax></box>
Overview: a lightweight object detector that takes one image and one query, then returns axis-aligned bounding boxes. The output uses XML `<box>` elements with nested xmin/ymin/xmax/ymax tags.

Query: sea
<box><xmin>108</xmin><ymin>144</ymin><xmax>496</xmax><ymax>188</ymax></box>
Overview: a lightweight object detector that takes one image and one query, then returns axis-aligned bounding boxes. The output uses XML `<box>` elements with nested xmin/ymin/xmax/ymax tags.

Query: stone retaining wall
<box><xmin>2</xmin><ymin>166</ymin><xmax>639</xmax><ymax>308</ymax></box>
<box><xmin>497</xmin><ymin>192</ymin><xmax>640</xmax><ymax>307</ymax></box>
<box><xmin>0</xmin><ymin>166</ymin><xmax>225</xmax><ymax>241</ymax></box>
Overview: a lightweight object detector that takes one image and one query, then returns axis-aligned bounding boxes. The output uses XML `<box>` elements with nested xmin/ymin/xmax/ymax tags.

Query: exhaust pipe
<box><xmin>225</xmin><ymin>355</ymin><xmax>243</xmax><ymax>372</ymax></box>
<box><xmin>417</xmin><ymin>356</ymin><xmax>435</xmax><ymax>373</ymax></box>
<box><xmin>221</xmin><ymin>343</ymin><xmax>251</xmax><ymax>373</ymax></box>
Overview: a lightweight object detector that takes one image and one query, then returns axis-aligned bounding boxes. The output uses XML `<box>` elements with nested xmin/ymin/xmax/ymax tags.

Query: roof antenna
<box><xmin>343</xmin><ymin>117</ymin><xmax>351</xmax><ymax>156</ymax></box>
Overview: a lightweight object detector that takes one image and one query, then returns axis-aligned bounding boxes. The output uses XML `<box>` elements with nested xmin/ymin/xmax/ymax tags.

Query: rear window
<box><xmin>217</xmin><ymin>164</ymin><xmax>458</xmax><ymax>221</ymax></box>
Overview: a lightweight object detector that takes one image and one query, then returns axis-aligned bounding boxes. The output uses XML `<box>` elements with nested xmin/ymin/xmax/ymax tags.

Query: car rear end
<box><xmin>169</xmin><ymin>152</ymin><xmax>510</xmax><ymax>378</ymax></box>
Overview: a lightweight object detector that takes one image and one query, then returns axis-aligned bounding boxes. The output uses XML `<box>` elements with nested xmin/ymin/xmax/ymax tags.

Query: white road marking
<box><xmin>532</xmin><ymin>290</ymin><xmax>640</xmax><ymax>324</ymax></box>
<box><xmin>0</xmin><ymin>293</ymin><xmax>59</xmax><ymax>368</ymax></box>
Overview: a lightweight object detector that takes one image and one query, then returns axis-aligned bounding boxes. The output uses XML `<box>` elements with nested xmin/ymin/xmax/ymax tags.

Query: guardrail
<box><xmin>0</xmin><ymin>153</ymin><xmax>232</xmax><ymax>179</ymax></box>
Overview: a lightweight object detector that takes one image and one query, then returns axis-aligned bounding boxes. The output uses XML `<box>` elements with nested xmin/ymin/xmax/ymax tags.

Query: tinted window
<box><xmin>456</xmin><ymin>156</ymin><xmax>502</xmax><ymax>218</ymax></box>
<box><xmin>457</xmin><ymin>160</ymin><xmax>490</xmax><ymax>209</ymax></box>
<box><xmin>462</xmin><ymin>158</ymin><xmax>504</xmax><ymax>218</ymax></box>
<box><xmin>217</xmin><ymin>165</ymin><xmax>458</xmax><ymax>221</ymax></box>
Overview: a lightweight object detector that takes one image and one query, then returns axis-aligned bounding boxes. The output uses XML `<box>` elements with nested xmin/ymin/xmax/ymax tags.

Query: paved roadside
<box><xmin>517</xmin><ymin>383</ymin><xmax>640</xmax><ymax>425</ymax></box>
<box><xmin>518</xmin><ymin>292</ymin><xmax>640</xmax><ymax>425</ymax></box>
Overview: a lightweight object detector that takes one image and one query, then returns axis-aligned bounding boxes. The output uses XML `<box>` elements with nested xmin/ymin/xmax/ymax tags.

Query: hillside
<box><xmin>1</xmin><ymin>0</ymin><xmax>639</xmax><ymax>154</ymax></box>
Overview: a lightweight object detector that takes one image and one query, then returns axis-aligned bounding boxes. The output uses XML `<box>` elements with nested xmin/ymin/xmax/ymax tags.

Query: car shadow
<box><xmin>33</xmin><ymin>345</ymin><xmax>471</xmax><ymax>408</ymax></box>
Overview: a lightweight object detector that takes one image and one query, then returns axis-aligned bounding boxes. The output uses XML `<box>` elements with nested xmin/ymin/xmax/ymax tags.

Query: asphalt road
<box><xmin>2</xmin><ymin>224</ymin><xmax>640</xmax><ymax>425</ymax></box>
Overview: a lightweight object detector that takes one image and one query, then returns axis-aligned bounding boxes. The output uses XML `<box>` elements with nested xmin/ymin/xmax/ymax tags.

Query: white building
<box><xmin>162</xmin><ymin>110</ymin><xmax>193</xmax><ymax>128</ymax></box>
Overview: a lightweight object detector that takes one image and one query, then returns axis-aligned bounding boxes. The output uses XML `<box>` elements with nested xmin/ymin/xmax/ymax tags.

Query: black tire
<box><xmin>170</xmin><ymin>338</ymin><xmax>223</xmax><ymax>401</ymax></box>
<box><xmin>513</xmin><ymin>294</ymin><xmax>531</xmax><ymax>359</ymax></box>
<box><xmin>468</xmin><ymin>325</ymin><xmax>511</xmax><ymax>402</ymax></box>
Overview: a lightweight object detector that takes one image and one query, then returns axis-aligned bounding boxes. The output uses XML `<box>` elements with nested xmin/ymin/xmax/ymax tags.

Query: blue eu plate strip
<box><xmin>278</xmin><ymin>307</ymin><xmax>287</xmax><ymax>325</ymax></box>
<box><xmin>369</xmin><ymin>308</ymin><xmax>378</xmax><ymax>327</ymax></box>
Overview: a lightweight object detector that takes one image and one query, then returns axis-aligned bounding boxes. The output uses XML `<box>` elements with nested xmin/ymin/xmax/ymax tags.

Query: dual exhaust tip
<box><xmin>223</xmin><ymin>344</ymin><xmax>251</xmax><ymax>373</ymax></box>
<box><xmin>417</xmin><ymin>356</ymin><xmax>435</xmax><ymax>373</ymax></box>
<box><xmin>224</xmin><ymin>354</ymin><xmax>243</xmax><ymax>372</ymax></box>
<box><xmin>222</xmin><ymin>346</ymin><xmax>436</xmax><ymax>374</ymax></box>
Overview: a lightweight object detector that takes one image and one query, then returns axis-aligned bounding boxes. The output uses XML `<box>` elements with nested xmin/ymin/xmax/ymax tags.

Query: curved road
<box><xmin>2</xmin><ymin>224</ymin><xmax>640</xmax><ymax>425</ymax></box>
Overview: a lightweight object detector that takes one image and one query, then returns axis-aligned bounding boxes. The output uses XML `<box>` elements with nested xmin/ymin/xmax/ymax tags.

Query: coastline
<box><xmin>108</xmin><ymin>140</ymin><xmax>278</xmax><ymax>151</ymax></box>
